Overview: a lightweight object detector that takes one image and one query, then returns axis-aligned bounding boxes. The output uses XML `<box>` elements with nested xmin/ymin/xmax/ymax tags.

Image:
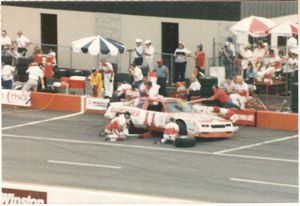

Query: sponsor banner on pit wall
<box><xmin>2</xmin><ymin>188</ymin><xmax>47</xmax><ymax>204</ymax></box>
<box><xmin>86</xmin><ymin>97</ymin><xmax>110</xmax><ymax>111</ymax></box>
<box><xmin>1</xmin><ymin>89</ymin><xmax>31</xmax><ymax>107</ymax></box>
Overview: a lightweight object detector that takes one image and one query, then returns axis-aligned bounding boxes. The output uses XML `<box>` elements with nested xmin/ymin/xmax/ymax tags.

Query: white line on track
<box><xmin>230</xmin><ymin>178</ymin><xmax>298</xmax><ymax>188</ymax></box>
<box><xmin>2</xmin><ymin>112</ymin><xmax>84</xmax><ymax>131</ymax></box>
<box><xmin>48</xmin><ymin>160</ymin><xmax>122</xmax><ymax>170</ymax></box>
<box><xmin>213</xmin><ymin>135</ymin><xmax>298</xmax><ymax>154</ymax></box>
<box><xmin>3</xmin><ymin>134</ymin><xmax>298</xmax><ymax>163</ymax></box>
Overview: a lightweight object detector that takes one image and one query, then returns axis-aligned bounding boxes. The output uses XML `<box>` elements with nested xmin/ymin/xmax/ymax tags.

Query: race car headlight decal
<box><xmin>202</xmin><ymin>124</ymin><xmax>209</xmax><ymax>128</ymax></box>
<box><xmin>226</xmin><ymin>124</ymin><xmax>232</xmax><ymax>127</ymax></box>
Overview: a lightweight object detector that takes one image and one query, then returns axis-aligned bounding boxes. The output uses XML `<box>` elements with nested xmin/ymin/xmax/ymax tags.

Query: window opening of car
<box><xmin>166</xmin><ymin>100</ymin><xmax>193</xmax><ymax>113</ymax></box>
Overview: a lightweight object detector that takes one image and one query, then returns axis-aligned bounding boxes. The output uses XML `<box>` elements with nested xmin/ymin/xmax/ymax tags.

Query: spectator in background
<box><xmin>253</xmin><ymin>40</ymin><xmax>266</xmax><ymax>60</ymax></box>
<box><xmin>16</xmin><ymin>31</ymin><xmax>30</xmax><ymax>56</ymax></box>
<box><xmin>155</xmin><ymin>58</ymin><xmax>169</xmax><ymax>96</ymax></box>
<box><xmin>233</xmin><ymin>53</ymin><xmax>242</xmax><ymax>77</ymax></box>
<box><xmin>33</xmin><ymin>46</ymin><xmax>42</xmax><ymax>56</ymax></box>
<box><xmin>7</xmin><ymin>41</ymin><xmax>21</xmax><ymax>66</ymax></box>
<box><xmin>99</xmin><ymin>58</ymin><xmax>114</xmax><ymax>98</ymax></box>
<box><xmin>220</xmin><ymin>78</ymin><xmax>235</xmax><ymax>94</ymax></box>
<box><xmin>240</xmin><ymin>45</ymin><xmax>254</xmax><ymax>78</ymax></box>
<box><xmin>220</xmin><ymin>42</ymin><xmax>234</xmax><ymax>79</ymax></box>
<box><xmin>143</xmin><ymin>40</ymin><xmax>155</xmax><ymax>70</ymax></box>
<box><xmin>195</xmin><ymin>44</ymin><xmax>205</xmax><ymax>79</ymax></box>
<box><xmin>1</xmin><ymin>63</ymin><xmax>15</xmax><ymax>89</ymax></box>
<box><xmin>1</xmin><ymin>30</ymin><xmax>12</xmax><ymax>56</ymax></box>
<box><xmin>133</xmin><ymin>39</ymin><xmax>143</xmax><ymax>66</ymax></box>
<box><xmin>283</xmin><ymin>51</ymin><xmax>297</xmax><ymax>90</ymax></box>
<box><xmin>187</xmin><ymin>74</ymin><xmax>201</xmax><ymax>101</ymax></box>
<box><xmin>48</xmin><ymin>48</ymin><xmax>57</xmax><ymax>67</ymax></box>
<box><xmin>22</xmin><ymin>62</ymin><xmax>45</xmax><ymax>92</ymax></box>
<box><xmin>89</xmin><ymin>68</ymin><xmax>103</xmax><ymax>97</ymax></box>
<box><xmin>244</xmin><ymin>62</ymin><xmax>255</xmax><ymax>85</ymax></box>
<box><xmin>174</xmin><ymin>42</ymin><xmax>191</xmax><ymax>82</ymax></box>
<box><xmin>227</xmin><ymin>37</ymin><xmax>236</xmax><ymax>58</ymax></box>
<box><xmin>128</xmin><ymin>63</ymin><xmax>143</xmax><ymax>90</ymax></box>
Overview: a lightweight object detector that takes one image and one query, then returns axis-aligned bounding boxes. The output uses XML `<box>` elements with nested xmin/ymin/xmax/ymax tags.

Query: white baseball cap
<box><xmin>145</xmin><ymin>40</ymin><xmax>151</xmax><ymax>44</ymax></box>
<box><xmin>135</xmin><ymin>39</ymin><xmax>142</xmax><ymax>43</ymax></box>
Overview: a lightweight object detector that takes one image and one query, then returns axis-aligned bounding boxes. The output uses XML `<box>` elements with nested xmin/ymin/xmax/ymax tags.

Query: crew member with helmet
<box><xmin>155</xmin><ymin>117</ymin><xmax>179</xmax><ymax>144</ymax></box>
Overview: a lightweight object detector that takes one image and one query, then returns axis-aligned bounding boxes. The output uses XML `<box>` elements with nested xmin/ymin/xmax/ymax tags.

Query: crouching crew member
<box><xmin>155</xmin><ymin>117</ymin><xmax>179</xmax><ymax>144</ymax></box>
<box><xmin>102</xmin><ymin>112</ymin><xmax>131</xmax><ymax>141</ymax></box>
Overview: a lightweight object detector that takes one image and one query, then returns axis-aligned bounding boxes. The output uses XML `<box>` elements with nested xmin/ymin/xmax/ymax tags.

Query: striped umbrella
<box><xmin>230</xmin><ymin>16</ymin><xmax>276</xmax><ymax>37</ymax></box>
<box><xmin>266</xmin><ymin>22</ymin><xmax>298</xmax><ymax>36</ymax></box>
<box><xmin>72</xmin><ymin>35</ymin><xmax>125</xmax><ymax>56</ymax></box>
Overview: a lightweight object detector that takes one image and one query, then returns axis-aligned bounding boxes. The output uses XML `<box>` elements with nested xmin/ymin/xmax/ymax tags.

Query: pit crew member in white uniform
<box><xmin>103</xmin><ymin>112</ymin><xmax>131</xmax><ymax>141</ymax></box>
<box><xmin>143</xmin><ymin>40</ymin><xmax>155</xmax><ymax>71</ymax></box>
<box><xmin>22</xmin><ymin>62</ymin><xmax>45</xmax><ymax>92</ymax></box>
<box><xmin>155</xmin><ymin>117</ymin><xmax>179</xmax><ymax>144</ymax></box>
<box><xmin>99</xmin><ymin>58</ymin><xmax>114</xmax><ymax>98</ymax></box>
<box><xmin>129</xmin><ymin>63</ymin><xmax>143</xmax><ymax>90</ymax></box>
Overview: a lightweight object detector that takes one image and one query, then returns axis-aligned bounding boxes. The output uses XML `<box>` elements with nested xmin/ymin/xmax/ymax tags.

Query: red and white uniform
<box><xmin>100</xmin><ymin>62</ymin><xmax>114</xmax><ymax>97</ymax></box>
<box><xmin>161</xmin><ymin>122</ymin><xmax>179</xmax><ymax>143</ymax></box>
<box><xmin>115</xmin><ymin>83</ymin><xmax>131</xmax><ymax>97</ymax></box>
<box><xmin>230</xmin><ymin>82</ymin><xmax>249</xmax><ymax>110</ymax></box>
<box><xmin>104</xmin><ymin>115</ymin><xmax>128</xmax><ymax>138</ymax></box>
<box><xmin>146</xmin><ymin>85</ymin><xmax>160</xmax><ymax>98</ymax></box>
<box><xmin>125</xmin><ymin>89</ymin><xmax>140</xmax><ymax>100</ymax></box>
<box><xmin>212</xmin><ymin>106</ymin><xmax>239</xmax><ymax>123</ymax></box>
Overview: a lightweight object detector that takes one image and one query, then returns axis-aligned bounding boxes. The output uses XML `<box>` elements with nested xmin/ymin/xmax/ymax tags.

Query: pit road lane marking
<box><xmin>48</xmin><ymin>160</ymin><xmax>122</xmax><ymax>170</ymax></box>
<box><xmin>230</xmin><ymin>178</ymin><xmax>298</xmax><ymax>188</ymax></box>
<box><xmin>2</xmin><ymin>112</ymin><xmax>84</xmax><ymax>131</ymax></box>
<box><xmin>213</xmin><ymin>135</ymin><xmax>298</xmax><ymax>154</ymax></box>
<box><xmin>3</xmin><ymin>134</ymin><xmax>298</xmax><ymax>163</ymax></box>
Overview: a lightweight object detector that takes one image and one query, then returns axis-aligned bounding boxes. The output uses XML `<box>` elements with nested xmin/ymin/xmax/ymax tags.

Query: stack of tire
<box><xmin>54</xmin><ymin>68</ymin><xmax>69</xmax><ymax>79</ymax></box>
<box><xmin>291</xmin><ymin>82</ymin><xmax>298</xmax><ymax>113</ymax></box>
<box><xmin>174</xmin><ymin>119</ymin><xmax>196</xmax><ymax>148</ymax></box>
<box><xmin>16</xmin><ymin>57</ymin><xmax>34</xmax><ymax>82</ymax></box>
<box><xmin>199</xmin><ymin>76</ymin><xmax>218</xmax><ymax>98</ymax></box>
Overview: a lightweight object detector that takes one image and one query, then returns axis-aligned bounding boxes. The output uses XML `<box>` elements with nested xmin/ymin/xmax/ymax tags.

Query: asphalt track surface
<box><xmin>2</xmin><ymin>106</ymin><xmax>299</xmax><ymax>203</ymax></box>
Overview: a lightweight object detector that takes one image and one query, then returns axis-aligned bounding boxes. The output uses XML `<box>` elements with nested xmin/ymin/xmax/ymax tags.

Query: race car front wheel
<box><xmin>175</xmin><ymin>136</ymin><xmax>196</xmax><ymax>147</ymax></box>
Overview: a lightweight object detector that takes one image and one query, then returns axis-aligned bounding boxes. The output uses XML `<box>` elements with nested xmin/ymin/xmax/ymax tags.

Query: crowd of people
<box><xmin>1</xmin><ymin>29</ymin><xmax>57</xmax><ymax>91</ymax></box>
<box><xmin>220</xmin><ymin>37</ymin><xmax>298</xmax><ymax>90</ymax></box>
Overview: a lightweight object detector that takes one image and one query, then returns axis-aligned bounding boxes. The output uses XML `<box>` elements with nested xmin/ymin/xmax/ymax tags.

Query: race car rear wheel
<box><xmin>175</xmin><ymin>136</ymin><xmax>196</xmax><ymax>148</ymax></box>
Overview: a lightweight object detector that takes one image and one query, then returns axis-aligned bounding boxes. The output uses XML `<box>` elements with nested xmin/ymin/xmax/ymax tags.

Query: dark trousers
<box><xmin>174</xmin><ymin>62</ymin><xmax>187</xmax><ymax>82</ymax></box>
<box><xmin>187</xmin><ymin>90</ymin><xmax>200</xmax><ymax>101</ymax></box>
<box><xmin>133</xmin><ymin>57</ymin><xmax>143</xmax><ymax>66</ymax></box>
<box><xmin>157</xmin><ymin>77</ymin><xmax>167</xmax><ymax>96</ymax></box>
<box><xmin>17</xmin><ymin>48</ymin><xmax>27</xmax><ymax>56</ymax></box>
<box><xmin>2</xmin><ymin>79</ymin><xmax>13</xmax><ymax>89</ymax></box>
<box><xmin>225</xmin><ymin>63</ymin><xmax>234</xmax><ymax>79</ymax></box>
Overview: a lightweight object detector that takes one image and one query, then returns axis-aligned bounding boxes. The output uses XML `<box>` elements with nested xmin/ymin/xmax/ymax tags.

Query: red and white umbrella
<box><xmin>230</xmin><ymin>15</ymin><xmax>276</xmax><ymax>37</ymax></box>
<box><xmin>266</xmin><ymin>22</ymin><xmax>298</xmax><ymax>36</ymax></box>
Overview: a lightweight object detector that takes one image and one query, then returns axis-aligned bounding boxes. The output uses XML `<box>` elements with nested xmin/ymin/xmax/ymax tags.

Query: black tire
<box><xmin>54</xmin><ymin>68</ymin><xmax>68</xmax><ymax>79</ymax></box>
<box><xmin>82</xmin><ymin>70</ymin><xmax>91</xmax><ymax>77</ymax></box>
<box><xmin>175</xmin><ymin>136</ymin><xmax>196</xmax><ymax>148</ymax></box>
<box><xmin>128</xmin><ymin>120</ymin><xmax>145</xmax><ymax>134</ymax></box>
<box><xmin>175</xmin><ymin>119</ymin><xmax>187</xmax><ymax>136</ymax></box>
<box><xmin>199</xmin><ymin>76</ymin><xmax>218</xmax><ymax>87</ymax></box>
<box><xmin>69</xmin><ymin>69</ymin><xmax>84</xmax><ymax>77</ymax></box>
<box><xmin>114</xmin><ymin>73</ymin><xmax>132</xmax><ymax>84</ymax></box>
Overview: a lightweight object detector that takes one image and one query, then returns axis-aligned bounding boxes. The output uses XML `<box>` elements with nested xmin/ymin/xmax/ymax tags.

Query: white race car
<box><xmin>105</xmin><ymin>97</ymin><xmax>238</xmax><ymax>138</ymax></box>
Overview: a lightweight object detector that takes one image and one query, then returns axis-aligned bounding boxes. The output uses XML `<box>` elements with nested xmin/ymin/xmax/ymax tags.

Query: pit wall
<box><xmin>4</xmin><ymin>92</ymin><xmax>299</xmax><ymax>131</ymax></box>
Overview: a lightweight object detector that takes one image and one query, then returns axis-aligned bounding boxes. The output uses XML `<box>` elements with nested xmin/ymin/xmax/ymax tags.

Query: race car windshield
<box><xmin>166</xmin><ymin>101</ymin><xmax>193</xmax><ymax>113</ymax></box>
